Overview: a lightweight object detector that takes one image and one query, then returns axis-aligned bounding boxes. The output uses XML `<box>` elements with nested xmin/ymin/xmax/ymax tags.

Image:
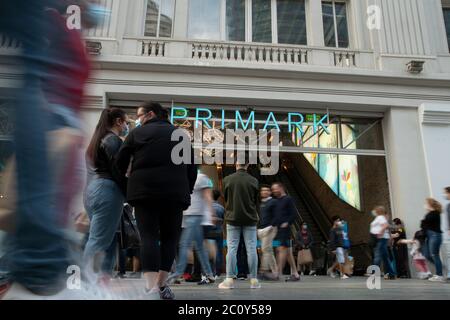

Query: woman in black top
<box><xmin>421</xmin><ymin>198</ymin><xmax>444</xmax><ymax>281</ymax></box>
<box><xmin>116</xmin><ymin>102</ymin><xmax>197</xmax><ymax>299</ymax></box>
<box><xmin>83</xmin><ymin>108</ymin><xmax>129</xmax><ymax>284</ymax></box>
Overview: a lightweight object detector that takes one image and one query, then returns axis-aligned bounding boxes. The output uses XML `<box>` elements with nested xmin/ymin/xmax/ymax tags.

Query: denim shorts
<box><xmin>336</xmin><ymin>247</ymin><xmax>346</xmax><ymax>264</ymax></box>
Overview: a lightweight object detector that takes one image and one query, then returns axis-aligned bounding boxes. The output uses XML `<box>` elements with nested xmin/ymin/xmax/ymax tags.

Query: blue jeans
<box><xmin>214</xmin><ymin>234</ymin><xmax>224</xmax><ymax>275</ymax></box>
<box><xmin>226</xmin><ymin>225</ymin><xmax>258</xmax><ymax>279</ymax></box>
<box><xmin>374</xmin><ymin>238</ymin><xmax>396</xmax><ymax>276</ymax></box>
<box><xmin>0</xmin><ymin>0</ymin><xmax>69</xmax><ymax>295</ymax></box>
<box><xmin>424</xmin><ymin>230</ymin><xmax>443</xmax><ymax>276</ymax></box>
<box><xmin>83</xmin><ymin>178</ymin><xmax>124</xmax><ymax>275</ymax></box>
<box><xmin>175</xmin><ymin>215</ymin><xmax>213</xmax><ymax>277</ymax></box>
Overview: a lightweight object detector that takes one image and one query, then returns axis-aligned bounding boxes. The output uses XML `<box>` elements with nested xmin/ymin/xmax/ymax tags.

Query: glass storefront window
<box><xmin>338</xmin><ymin>155</ymin><xmax>360</xmax><ymax>210</ymax></box>
<box><xmin>226</xmin><ymin>0</ymin><xmax>246</xmax><ymax>41</ymax></box>
<box><xmin>144</xmin><ymin>0</ymin><xmax>175</xmax><ymax>38</ymax></box>
<box><xmin>277</xmin><ymin>0</ymin><xmax>307</xmax><ymax>45</ymax></box>
<box><xmin>252</xmin><ymin>0</ymin><xmax>272</xmax><ymax>43</ymax></box>
<box><xmin>188</xmin><ymin>0</ymin><xmax>221</xmax><ymax>40</ymax></box>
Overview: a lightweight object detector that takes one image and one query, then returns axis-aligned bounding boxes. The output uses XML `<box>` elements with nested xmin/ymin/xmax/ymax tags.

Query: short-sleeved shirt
<box><xmin>184</xmin><ymin>173</ymin><xmax>213</xmax><ymax>217</ymax></box>
<box><xmin>370</xmin><ymin>215</ymin><xmax>390</xmax><ymax>239</ymax></box>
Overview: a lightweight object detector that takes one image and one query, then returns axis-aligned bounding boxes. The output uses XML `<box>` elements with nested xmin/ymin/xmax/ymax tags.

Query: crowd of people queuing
<box><xmin>0</xmin><ymin>0</ymin><xmax>449</xmax><ymax>302</ymax></box>
<box><xmin>76</xmin><ymin>103</ymin><xmax>450</xmax><ymax>300</ymax></box>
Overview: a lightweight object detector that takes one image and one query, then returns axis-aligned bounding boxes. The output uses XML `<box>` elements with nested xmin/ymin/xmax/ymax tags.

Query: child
<box><xmin>398</xmin><ymin>230</ymin><xmax>431</xmax><ymax>280</ymax></box>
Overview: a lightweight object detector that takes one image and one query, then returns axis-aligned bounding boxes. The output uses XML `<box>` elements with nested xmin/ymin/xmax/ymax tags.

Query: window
<box><xmin>444</xmin><ymin>7</ymin><xmax>450</xmax><ymax>51</ymax></box>
<box><xmin>226</xmin><ymin>0</ymin><xmax>246</xmax><ymax>41</ymax></box>
<box><xmin>188</xmin><ymin>0</ymin><xmax>221</xmax><ymax>40</ymax></box>
<box><xmin>252</xmin><ymin>0</ymin><xmax>272</xmax><ymax>43</ymax></box>
<box><xmin>277</xmin><ymin>0</ymin><xmax>307</xmax><ymax>45</ymax></box>
<box><xmin>144</xmin><ymin>0</ymin><xmax>175</xmax><ymax>37</ymax></box>
<box><xmin>188</xmin><ymin>0</ymin><xmax>308</xmax><ymax>45</ymax></box>
<box><xmin>322</xmin><ymin>1</ymin><xmax>349</xmax><ymax>48</ymax></box>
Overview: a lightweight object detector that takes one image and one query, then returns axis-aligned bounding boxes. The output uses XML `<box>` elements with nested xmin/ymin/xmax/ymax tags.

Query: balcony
<box><xmin>120</xmin><ymin>37</ymin><xmax>375</xmax><ymax>70</ymax></box>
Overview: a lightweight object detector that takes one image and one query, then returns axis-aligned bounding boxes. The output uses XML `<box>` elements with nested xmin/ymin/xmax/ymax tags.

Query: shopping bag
<box><xmin>297</xmin><ymin>248</ymin><xmax>314</xmax><ymax>265</ymax></box>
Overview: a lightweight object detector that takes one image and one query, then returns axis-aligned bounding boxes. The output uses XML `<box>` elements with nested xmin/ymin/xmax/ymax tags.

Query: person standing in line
<box><xmin>296</xmin><ymin>222</ymin><xmax>314</xmax><ymax>276</ymax></box>
<box><xmin>327</xmin><ymin>216</ymin><xmax>349</xmax><ymax>280</ymax></box>
<box><xmin>398</xmin><ymin>230</ymin><xmax>432</xmax><ymax>279</ymax></box>
<box><xmin>421</xmin><ymin>198</ymin><xmax>445</xmax><ymax>282</ymax></box>
<box><xmin>370</xmin><ymin>206</ymin><xmax>397</xmax><ymax>280</ymax></box>
<box><xmin>271</xmin><ymin>182</ymin><xmax>301</xmax><ymax>282</ymax></box>
<box><xmin>116</xmin><ymin>102</ymin><xmax>197</xmax><ymax>299</ymax></box>
<box><xmin>218</xmin><ymin>163</ymin><xmax>261</xmax><ymax>289</ymax></box>
<box><xmin>391</xmin><ymin>218</ymin><xmax>410</xmax><ymax>278</ymax></box>
<box><xmin>168</xmin><ymin>171</ymin><xmax>216</xmax><ymax>285</ymax></box>
<box><xmin>83</xmin><ymin>108</ymin><xmax>129</xmax><ymax>285</ymax></box>
<box><xmin>211</xmin><ymin>190</ymin><xmax>225</xmax><ymax>277</ymax></box>
<box><xmin>257</xmin><ymin>185</ymin><xmax>279</xmax><ymax>280</ymax></box>
<box><xmin>444</xmin><ymin>187</ymin><xmax>450</xmax><ymax>281</ymax></box>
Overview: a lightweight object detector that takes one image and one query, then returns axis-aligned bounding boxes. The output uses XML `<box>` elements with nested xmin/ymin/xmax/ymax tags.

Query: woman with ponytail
<box><xmin>83</xmin><ymin>107</ymin><xmax>129</xmax><ymax>285</ymax></box>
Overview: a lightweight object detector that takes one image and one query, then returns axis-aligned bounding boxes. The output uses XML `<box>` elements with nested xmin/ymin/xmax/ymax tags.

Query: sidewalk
<box><xmin>108</xmin><ymin>276</ymin><xmax>450</xmax><ymax>300</ymax></box>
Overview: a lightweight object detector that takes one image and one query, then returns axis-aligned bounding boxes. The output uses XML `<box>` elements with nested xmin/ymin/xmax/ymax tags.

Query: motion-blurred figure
<box><xmin>0</xmin><ymin>1</ymin><xmax>100</xmax><ymax>298</ymax></box>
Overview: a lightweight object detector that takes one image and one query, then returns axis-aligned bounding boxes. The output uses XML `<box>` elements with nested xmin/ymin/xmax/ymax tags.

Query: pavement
<box><xmin>109</xmin><ymin>275</ymin><xmax>450</xmax><ymax>300</ymax></box>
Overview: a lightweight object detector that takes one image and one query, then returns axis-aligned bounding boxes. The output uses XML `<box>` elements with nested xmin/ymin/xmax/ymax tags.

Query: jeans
<box><xmin>373</xmin><ymin>238</ymin><xmax>396</xmax><ymax>276</ymax></box>
<box><xmin>83</xmin><ymin>178</ymin><xmax>124</xmax><ymax>275</ymax></box>
<box><xmin>214</xmin><ymin>235</ymin><xmax>224</xmax><ymax>275</ymax></box>
<box><xmin>424</xmin><ymin>230</ymin><xmax>443</xmax><ymax>276</ymax></box>
<box><xmin>226</xmin><ymin>225</ymin><xmax>258</xmax><ymax>279</ymax></box>
<box><xmin>0</xmin><ymin>0</ymin><xmax>70</xmax><ymax>295</ymax></box>
<box><xmin>175</xmin><ymin>215</ymin><xmax>213</xmax><ymax>277</ymax></box>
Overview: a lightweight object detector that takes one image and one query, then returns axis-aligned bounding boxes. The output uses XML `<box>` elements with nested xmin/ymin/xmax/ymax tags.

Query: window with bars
<box><xmin>322</xmin><ymin>1</ymin><xmax>349</xmax><ymax>48</ymax></box>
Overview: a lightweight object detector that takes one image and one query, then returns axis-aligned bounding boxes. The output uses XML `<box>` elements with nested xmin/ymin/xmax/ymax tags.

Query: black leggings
<box><xmin>133</xmin><ymin>200</ymin><xmax>183</xmax><ymax>272</ymax></box>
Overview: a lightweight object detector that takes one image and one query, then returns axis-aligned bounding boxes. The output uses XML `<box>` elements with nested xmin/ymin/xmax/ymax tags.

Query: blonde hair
<box><xmin>426</xmin><ymin>198</ymin><xmax>442</xmax><ymax>213</ymax></box>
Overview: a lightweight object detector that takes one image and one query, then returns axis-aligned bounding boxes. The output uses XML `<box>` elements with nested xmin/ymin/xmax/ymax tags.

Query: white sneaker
<box><xmin>341</xmin><ymin>274</ymin><xmax>350</xmax><ymax>280</ymax></box>
<box><xmin>250</xmin><ymin>278</ymin><xmax>261</xmax><ymax>289</ymax></box>
<box><xmin>428</xmin><ymin>275</ymin><xmax>444</xmax><ymax>282</ymax></box>
<box><xmin>218</xmin><ymin>278</ymin><xmax>234</xmax><ymax>289</ymax></box>
<box><xmin>142</xmin><ymin>288</ymin><xmax>161</xmax><ymax>300</ymax></box>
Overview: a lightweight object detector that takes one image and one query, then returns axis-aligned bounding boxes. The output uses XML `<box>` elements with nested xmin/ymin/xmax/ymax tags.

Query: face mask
<box><xmin>302</xmin><ymin>225</ymin><xmax>307</xmax><ymax>230</ymax></box>
<box><xmin>120</xmin><ymin>123</ymin><xmax>129</xmax><ymax>137</ymax></box>
<box><xmin>371</xmin><ymin>210</ymin><xmax>377</xmax><ymax>217</ymax></box>
<box><xmin>135</xmin><ymin>118</ymin><xmax>141</xmax><ymax>128</ymax></box>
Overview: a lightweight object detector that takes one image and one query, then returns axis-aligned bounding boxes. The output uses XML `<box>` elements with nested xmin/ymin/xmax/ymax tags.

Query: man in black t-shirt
<box><xmin>272</xmin><ymin>182</ymin><xmax>301</xmax><ymax>282</ymax></box>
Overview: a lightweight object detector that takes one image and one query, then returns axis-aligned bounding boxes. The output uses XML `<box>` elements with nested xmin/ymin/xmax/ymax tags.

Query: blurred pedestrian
<box><xmin>257</xmin><ymin>185</ymin><xmax>278</xmax><ymax>280</ymax></box>
<box><xmin>169</xmin><ymin>171</ymin><xmax>215</xmax><ymax>285</ymax></box>
<box><xmin>272</xmin><ymin>182</ymin><xmax>301</xmax><ymax>282</ymax></box>
<box><xmin>211</xmin><ymin>190</ymin><xmax>225</xmax><ymax>277</ymax></box>
<box><xmin>370</xmin><ymin>206</ymin><xmax>396</xmax><ymax>280</ymax></box>
<box><xmin>327</xmin><ymin>216</ymin><xmax>349</xmax><ymax>280</ymax></box>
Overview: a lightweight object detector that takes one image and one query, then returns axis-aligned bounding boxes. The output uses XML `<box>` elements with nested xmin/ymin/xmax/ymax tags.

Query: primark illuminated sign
<box><xmin>170</xmin><ymin>107</ymin><xmax>331</xmax><ymax>136</ymax></box>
